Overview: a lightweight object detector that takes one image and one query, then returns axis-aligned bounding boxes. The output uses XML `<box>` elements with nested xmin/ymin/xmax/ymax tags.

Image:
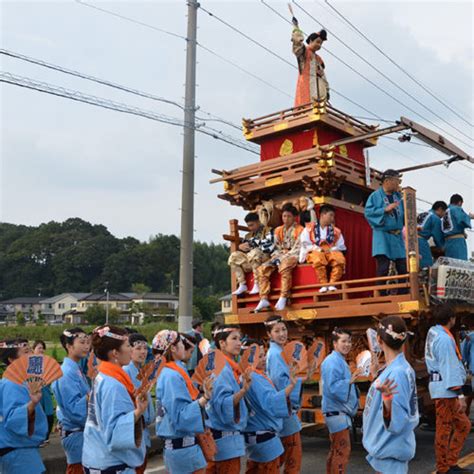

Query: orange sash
<box><xmin>441</xmin><ymin>326</ymin><xmax>462</xmax><ymax>361</ymax></box>
<box><xmin>99</xmin><ymin>361</ymin><xmax>136</xmax><ymax>401</ymax></box>
<box><xmin>165</xmin><ymin>361</ymin><xmax>199</xmax><ymax>400</ymax></box>
<box><xmin>222</xmin><ymin>353</ymin><xmax>242</xmax><ymax>385</ymax></box>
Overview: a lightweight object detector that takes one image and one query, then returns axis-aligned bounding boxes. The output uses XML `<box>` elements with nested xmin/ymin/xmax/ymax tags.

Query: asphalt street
<box><xmin>144</xmin><ymin>427</ymin><xmax>474</xmax><ymax>474</ymax></box>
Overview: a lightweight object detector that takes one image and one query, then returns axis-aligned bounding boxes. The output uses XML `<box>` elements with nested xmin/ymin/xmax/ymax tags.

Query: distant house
<box><xmin>63</xmin><ymin>293</ymin><xmax>133</xmax><ymax>325</ymax></box>
<box><xmin>40</xmin><ymin>293</ymin><xmax>91</xmax><ymax>324</ymax></box>
<box><xmin>214</xmin><ymin>294</ymin><xmax>232</xmax><ymax>322</ymax></box>
<box><xmin>124</xmin><ymin>292</ymin><xmax>179</xmax><ymax>325</ymax></box>
<box><xmin>0</xmin><ymin>297</ymin><xmax>45</xmax><ymax>321</ymax></box>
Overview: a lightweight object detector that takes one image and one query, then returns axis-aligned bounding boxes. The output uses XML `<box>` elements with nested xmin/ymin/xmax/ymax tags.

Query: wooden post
<box><xmin>403</xmin><ymin>187</ymin><xmax>420</xmax><ymax>301</ymax></box>
<box><xmin>229</xmin><ymin>219</ymin><xmax>240</xmax><ymax>315</ymax></box>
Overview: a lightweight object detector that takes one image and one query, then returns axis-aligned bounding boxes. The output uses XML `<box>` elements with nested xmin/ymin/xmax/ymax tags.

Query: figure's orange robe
<box><xmin>292</xmin><ymin>26</ymin><xmax>329</xmax><ymax>107</ymax></box>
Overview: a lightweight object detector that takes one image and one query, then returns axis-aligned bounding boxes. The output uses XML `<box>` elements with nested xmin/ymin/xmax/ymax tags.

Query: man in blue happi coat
<box><xmin>365</xmin><ymin>169</ymin><xmax>408</xmax><ymax>293</ymax></box>
<box><xmin>418</xmin><ymin>201</ymin><xmax>447</xmax><ymax>268</ymax></box>
<box><xmin>442</xmin><ymin>194</ymin><xmax>473</xmax><ymax>261</ymax></box>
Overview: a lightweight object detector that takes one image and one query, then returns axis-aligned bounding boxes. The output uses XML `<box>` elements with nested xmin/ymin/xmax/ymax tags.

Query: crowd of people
<box><xmin>229</xmin><ymin>169</ymin><xmax>473</xmax><ymax>310</ymax></box>
<box><xmin>0</xmin><ymin>302</ymin><xmax>472</xmax><ymax>474</ymax></box>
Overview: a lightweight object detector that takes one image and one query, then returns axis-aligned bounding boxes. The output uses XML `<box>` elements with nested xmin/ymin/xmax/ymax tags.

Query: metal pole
<box><xmin>178</xmin><ymin>0</ymin><xmax>198</xmax><ymax>333</ymax></box>
<box><xmin>105</xmin><ymin>282</ymin><xmax>109</xmax><ymax>324</ymax></box>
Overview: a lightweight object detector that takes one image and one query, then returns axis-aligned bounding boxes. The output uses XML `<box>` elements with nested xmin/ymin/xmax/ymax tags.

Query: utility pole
<box><xmin>178</xmin><ymin>0</ymin><xmax>198</xmax><ymax>333</ymax></box>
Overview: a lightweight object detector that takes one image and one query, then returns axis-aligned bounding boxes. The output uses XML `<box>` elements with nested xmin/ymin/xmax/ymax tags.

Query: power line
<box><xmin>322</xmin><ymin>0</ymin><xmax>474</xmax><ymax>128</ymax></box>
<box><xmin>290</xmin><ymin>1</ymin><xmax>473</xmax><ymax>147</ymax></box>
<box><xmin>73</xmin><ymin>0</ymin><xmax>471</xmax><ymax>181</ymax></box>
<box><xmin>75</xmin><ymin>0</ymin><xmax>185</xmax><ymax>40</ymax></box>
<box><xmin>0</xmin><ymin>72</ymin><xmax>259</xmax><ymax>155</ymax></box>
<box><xmin>74</xmin><ymin>0</ymin><xmax>293</xmax><ymax>101</ymax></box>
<box><xmin>260</xmin><ymin>0</ymin><xmax>472</xmax><ymax>148</ymax></box>
<box><xmin>379</xmin><ymin>141</ymin><xmax>471</xmax><ymax>189</ymax></box>
<box><xmin>0</xmin><ymin>48</ymin><xmax>245</xmax><ymax>133</ymax></box>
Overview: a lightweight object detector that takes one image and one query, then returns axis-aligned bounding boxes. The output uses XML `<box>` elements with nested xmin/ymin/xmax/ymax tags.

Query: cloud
<box><xmin>1</xmin><ymin>0</ymin><xmax>472</xmax><ymax>253</ymax></box>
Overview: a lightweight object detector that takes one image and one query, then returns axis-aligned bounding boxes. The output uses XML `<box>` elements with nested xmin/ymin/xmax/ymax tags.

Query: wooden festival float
<box><xmin>210</xmin><ymin>98</ymin><xmax>474</xmax><ymax>427</ymax></box>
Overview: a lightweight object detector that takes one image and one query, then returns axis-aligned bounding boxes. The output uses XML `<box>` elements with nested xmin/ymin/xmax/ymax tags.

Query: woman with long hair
<box><xmin>52</xmin><ymin>328</ymin><xmax>91</xmax><ymax>474</ymax></box>
<box><xmin>362</xmin><ymin>315</ymin><xmax>419</xmax><ymax>474</ymax></box>
<box><xmin>82</xmin><ymin>325</ymin><xmax>148</xmax><ymax>474</ymax></box>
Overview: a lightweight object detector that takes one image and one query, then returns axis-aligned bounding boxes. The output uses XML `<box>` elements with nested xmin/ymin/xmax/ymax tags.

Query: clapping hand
<box><xmin>350</xmin><ymin>368</ymin><xmax>363</xmax><ymax>384</ymax></box>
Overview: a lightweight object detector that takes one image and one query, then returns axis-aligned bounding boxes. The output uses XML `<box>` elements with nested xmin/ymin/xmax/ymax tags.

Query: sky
<box><xmin>1</xmin><ymin>0</ymin><xmax>473</xmax><ymax>253</ymax></box>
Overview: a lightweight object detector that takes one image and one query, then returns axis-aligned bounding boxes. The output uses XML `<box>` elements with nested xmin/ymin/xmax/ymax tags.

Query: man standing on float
<box><xmin>291</xmin><ymin>14</ymin><xmax>330</xmax><ymax>107</ymax></box>
<box><xmin>364</xmin><ymin>170</ymin><xmax>407</xmax><ymax>293</ymax></box>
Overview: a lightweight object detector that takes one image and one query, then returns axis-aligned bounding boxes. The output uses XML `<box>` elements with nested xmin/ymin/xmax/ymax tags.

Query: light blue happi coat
<box><xmin>425</xmin><ymin>325</ymin><xmax>466</xmax><ymax>399</ymax></box>
<box><xmin>365</xmin><ymin>188</ymin><xmax>406</xmax><ymax>260</ymax></box>
<box><xmin>52</xmin><ymin>357</ymin><xmax>90</xmax><ymax>464</ymax></box>
<box><xmin>244</xmin><ymin>371</ymin><xmax>290</xmax><ymax>463</ymax></box>
<box><xmin>417</xmin><ymin>210</ymin><xmax>444</xmax><ymax>268</ymax></box>
<box><xmin>362</xmin><ymin>353</ymin><xmax>419</xmax><ymax>474</ymax></box>
<box><xmin>124</xmin><ymin>362</ymin><xmax>156</xmax><ymax>448</ymax></box>
<box><xmin>82</xmin><ymin>372</ymin><xmax>146</xmax><ymax>473</ymax></box>
<box><xmin>155</xmin><ymin>366</ymin><xmax>207</xmax><ymax>474</ymax></box>
<box><xmin>461</xmin><ymin>331</ymin><xmax>474</xmax><ymax>389</ymax></box>
<box><xmin>0</xmin><ymin>379</ymin><xmax>47</xmax><ymax>474</ymax></box>
<box><xmin>321</xmin><ymin>350</ymin><xmax>359</xmax><ymax>434</ymax></box>
<box><xmin>442</xmin><ymin>205</ymin><xmax>472</xmax><ymax>260</ymax></box>
<box><xmin>205</xmin><ymin>362</ymin><xmax>248</xmax><ymax>462</ymax></box>
<box><xmin>266</xmin><ymin>341</ymin><xmax>303</xmax><ymax>437</ymax></box>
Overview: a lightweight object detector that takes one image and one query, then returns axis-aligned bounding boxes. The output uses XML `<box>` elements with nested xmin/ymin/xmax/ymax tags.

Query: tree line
<box><xmin>0</xmin><ymin>218</ymin><xmax>231</xmax><ymax>320</ymax></box>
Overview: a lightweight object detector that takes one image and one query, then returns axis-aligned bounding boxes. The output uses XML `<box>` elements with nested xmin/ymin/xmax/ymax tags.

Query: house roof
<box><xmin>40</xmin><ymin>293</ymin><xmax>91</xmax><ymax>304</ymax></box>
<box><xmin>131</xmin><ymin>292</ymin><xmax>178</xmax><ymax>301</ymax></box>
<box><xmin>1</xmin><ymin>297</ymin><xmax>45</xmax><ymax>304</ymax></box>
<box><xmin>219</xmin><ymin>294</ymin><xmax>232</xmax><ymax>301</ymax></box>
<box><xmin>80</xmin><ymin>293</ymin><xmax>131</xmax><ymax>302</ymax></box>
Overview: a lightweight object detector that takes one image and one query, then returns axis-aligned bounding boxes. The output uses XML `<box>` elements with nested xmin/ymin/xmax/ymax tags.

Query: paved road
<box><xmin>145</xmin><ymin>427</ymin><xmax>474</xmax><ymax>474</ymax></box>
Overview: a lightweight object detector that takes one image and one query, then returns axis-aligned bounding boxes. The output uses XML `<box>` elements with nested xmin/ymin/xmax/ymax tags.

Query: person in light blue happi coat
<box><xmin>52</xmin><ymin>328</ymin><xmax>91</xmax><ymax>473</ymax></box>
<box><xmin>153</xmin><ymin>330</ymin><xmax>213</xmax><ymax>474</ymax></box>
<box><xmin>242</xmin><ymin>339</ymin><xmax>297</xmax><ymax>472</ymax></box>
<box><xmin>363</xmin><ymin>316</ymin><xmax>419</xmax><ymax>474</ymax></box>
<box><xmin>206</xmin><ymin>325</ymin><xmax>251</xmax><ymax>474</ymax></box>
<box><xmin>442</xmin><ymin>194</ymin><xmax>473</xmax><ymax>261</ymax></box>
<box><xmin>32</xmin><ymin>341</ymin><xmax>55</xmax><ymax>443</ymax></box>
<box><xmin>424</xmin><ymin>303</ymin><xmax>471</xmax><ymax>474</ymax></box>
<box><xmin>123</xmin><ymin>333</ymin><xmax>156</xmax><ymax>469</ymax></box>
<box><xmin>82</xmin><ymin>325</ymin><xmax>148</xmax><ymax>474</ymax></box>
<box><xmin>265</xmin><ymin>315</ymin><xmax>304</xmax><ymax>473</ymax></box>
<box><xmin>417</xmin><ymin>201</ymin><xmax>447</xmax><ymax>268</ymax></box>
<box><xmin>460</xmin><ymin>326</ymin><xmax>474</xmax><ymax>390</ymax></box>
<box><xmin>321</xmin><ymin>328</ymin><xmax>360</xmax><ymax>473</ymax></box>
<box><xmin>364</xmin><ymin>169</ymin><xmax>407</xmax><ymax>289</ymax></box>
<box><xmin>0</xmin><ymin>339</ymin><xmax>47</xmax><ymax>474</ymax></box>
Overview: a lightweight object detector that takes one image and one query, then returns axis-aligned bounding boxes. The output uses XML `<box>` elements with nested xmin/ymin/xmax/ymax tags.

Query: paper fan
<box><xmin>136</xmin><ymin>355</ymin><xmax>165</xmax><ymax>397</ymax></box>
<box><xmin>192</xmin><ymin>349</ymin><xmax>227</xmax><ymax>387</ymax></box>
<box><xmin>239</xmin><ymin>344</ymin><xmax>260</xmax><ymax>373</ymax></box>
<box><xmin>282</xmin><ymin>341</ymin><xmax>308</xmax><ymax>374</ymax></box>
<box><xmin>366</xmin><ymin>328</ymin><xmax>382</xmax><ymax>354</ymax></box>
<box><xmin>87</xmin><ymin>352</ymin><xmax>98</xmax><ymax>379</ymax></box>
<box><xmin>307</xmin><ymin>338</ymin><xmax>326</xmax><ymax>368</ymax></box>
<box><xmin>3</xmin><ymin>354</ymin><xmax>62</xmax><ymax>387</ymax></box>
<box><xmin>199</xmin><ymin>338</ymin><xmax>211</xmax><ymax>356</ymax></box>
<box><xmin>356</xmin><ymin>350</ymin><xmax>372</xmax><ymax>377</ymax></box>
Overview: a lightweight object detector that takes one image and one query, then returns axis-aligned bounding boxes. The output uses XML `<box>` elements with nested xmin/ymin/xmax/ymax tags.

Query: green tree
<box><xmin>16</xmin><ymin>311</ymin><xmax>26</xmax><ymax>326</ymax></box>
<box><xmin>84</xmin><ymin>305</ymin><xmax>106</xmax><ymax>325</ymax></box>
<box><xmin>131</xmin><ymin>283</ymin><xmax>151</xmax><ymax>295</ymax></box>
